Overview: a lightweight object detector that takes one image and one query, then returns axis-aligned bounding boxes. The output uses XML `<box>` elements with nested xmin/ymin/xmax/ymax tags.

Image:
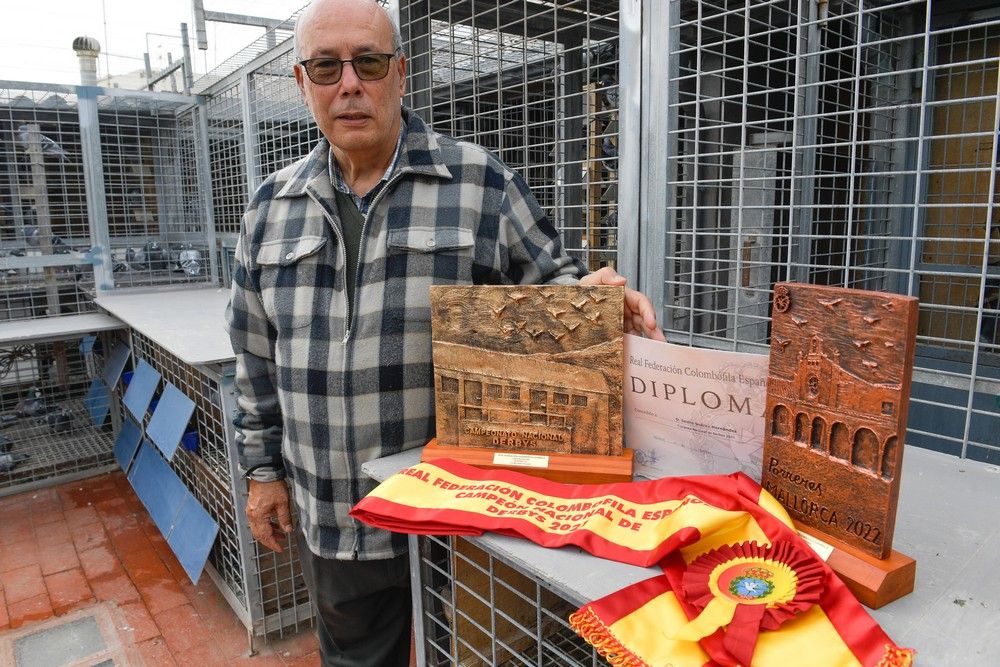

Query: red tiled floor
<box><xmin>6</xmin><ymin>592</ymin><xmax>53</xmax><ymax>629</ymax></box>
<box><xmin>119</xmin><ymin>600</ymin><xmax>160</xmax><ymax>643</ymax></box>
<box><xmin>0</xmin><ymin>538</ymin><xmax>40</xmax><ymax>573</ymax></box>
<box><xmin>69</xmin><ymin>520</ymin><xmax>109</xmax><ymax>553</ymax></box>
<box><xmin>212</xmin><ymin>616</ymin><xmax>261</xmax><ymax>661</ymax></box>
<box><xmin>134</xmin><ymin>573</ymin><xmax>189</xmax><ymax>616</ymax></box>
<box><xmin>0</xmin><ymin>522</ymin><xmax>34</xmax><ymax>548</ymax></box>
<box><xmin>1</xmin><ymin>471</ymin><xmax>320</xmax><ymax>666</ymax></box>
<box><xmin>64</xmin><ymin>505</ymin><xmax>101</xmax><ymax>528</ymax></box>
<box><xmin>137</xmin><ymin>637</ymin><xmax>178</xmax><ymax>667</ymax></box>
<box><xmin>44</xmin><ymin>567</ymin><xmax>94</xmax><ymax>615</ymax></box>
<box><xmin>233</xmin><ymin>653</ymin><xmax>289</xmax><ymax>667</ymax></box>
<box><xmin>187</xmin><ymin>588</ymin><xmax>234</xmax><ymax>629</ymax></box>
<box><xmin>2</xmin><ymin>564</ymin><xmax>46</xmax><ymax>604</ymax></box>
<box><xmin>154</xmin><ymin>603</ymin><xmax>212</xmax><ymax>653</ymax></box>
<box><xmin>107</xmin><ymin>519</ymin><xmax>155</xmax><ymax>556</ymax></box>
<box><xmin>89</xmin><ymin>572</ymin><xmax>141</xmax><ymax>605</ymax></box>
<box><xmin>172</xmin><ymin>640</ymin><xmax>230</xmax><ymax>667</ymax></box>
<box><xmin>78</xmin><ymin>543</ymin><xmax>122</xmax><ymax>580</ymax></box>
<box><xmin>38</xmin><ymin>540</ymin><xmax>80</xmax><ymax>576</ymax></box>
<box><xmin>270</xmin><ymin>630</ymin><xmax>322</xmax><ymax>661</ymax></box>
<box><xmin>36</xmin><ymin>519</ymin><xmax>72</xmax><ymax>548</ymax></box>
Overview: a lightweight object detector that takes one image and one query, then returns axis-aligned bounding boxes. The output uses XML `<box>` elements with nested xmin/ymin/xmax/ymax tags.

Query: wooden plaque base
<box><xmin>421</xmin><ymin>439</ymin><xmax>634</xmax><ymax>484</ymax></box>
<box><xmin>797</xmin><ymin>524</ymin><xmax>915</xmax><ymax>609</ymax></box>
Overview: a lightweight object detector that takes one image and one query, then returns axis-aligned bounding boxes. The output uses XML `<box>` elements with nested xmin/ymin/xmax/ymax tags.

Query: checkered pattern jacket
<box><xmin>226</xmin><ymin>109</ymin><xmax>586</xmax><ymax>560</ymax></box>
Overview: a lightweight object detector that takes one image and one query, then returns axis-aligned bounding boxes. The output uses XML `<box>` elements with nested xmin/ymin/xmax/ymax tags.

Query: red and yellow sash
<box><xmin>351</xmin><ymin>459</ymin><xmax>913</xmax><ymax>667</ymax></box>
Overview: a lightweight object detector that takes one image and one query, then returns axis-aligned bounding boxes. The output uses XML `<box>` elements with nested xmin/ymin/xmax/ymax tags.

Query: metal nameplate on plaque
<box><xmin>492</xmin><ymin>453</ymin><xmax>550</xmax><ymax>468</ymax></box>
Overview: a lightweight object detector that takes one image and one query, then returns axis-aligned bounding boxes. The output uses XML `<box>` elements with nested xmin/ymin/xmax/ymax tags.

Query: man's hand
<box><xmin>579</xmin><ymin>267</ymin><xmax>666</xmax><ymax>341</ymax></box>
<box><xmin>246</xmin><ymin>479</ymin><xmax>294</xmax><ymax>553</ymax></box>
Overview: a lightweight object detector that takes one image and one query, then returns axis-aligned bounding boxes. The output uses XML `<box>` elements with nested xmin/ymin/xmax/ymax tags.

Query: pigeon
<box><xmin>14</xmin><ymin>387</ymin><xmax>45</xmax><ymax>418</ymax></box>
<box><xmin>0</xmin><ymin>452</ymin><xmax>29</xmax><ymax>473</ymax></box>
<box><xmin>599</xmin><ymin>73</ymin><xmax>619</xmax><ymax>108</ymax></box>
<box><xmin>46</xmin><ymin>408</ymin><xmax>72</xmax><ymax>433</ymax></box>
<box><xmin>174</xmin><ymin>246</ymin><xmax>203</xmax><ymax>276</ymax></box>
<box><xmin>21</xmin><ymin>226</ymin><xmax>70</xmax><ymax>252</ymax></box>
<box><xmin>602</xmin><ymin>137</ymin><xmax>618</xmax><ymax>173</ymax></box>
<box><xmin>125</xmin><ymin>246</ymin><xmax>145</xmax><ymax>269</ymax></box>
<box><xmin>15</xmin><ymin>125</ymin><xmax>70</xmax><ymax>161</ymax></box>
<box><xmin>143</xmin><ymin>241</ymin><xmax>169</xmax><ymax>271</ymax></box>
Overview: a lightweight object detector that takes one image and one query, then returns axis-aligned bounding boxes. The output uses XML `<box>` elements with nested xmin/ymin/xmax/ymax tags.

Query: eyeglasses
<box><xmin>298</xmin><ymin>51</ymin><xmax>400</xmax><ymax>85</ymax></box>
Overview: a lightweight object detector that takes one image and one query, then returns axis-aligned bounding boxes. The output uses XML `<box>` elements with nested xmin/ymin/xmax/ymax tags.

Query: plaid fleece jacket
<box><xmin>226</xmin><ymin>109</ymin><xmax>586</xmax><ymax>560</ymax></box>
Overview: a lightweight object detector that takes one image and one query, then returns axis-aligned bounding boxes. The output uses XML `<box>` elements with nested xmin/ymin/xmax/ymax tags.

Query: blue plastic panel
<box><xmin>128</xmin><ymin>442</ymin><xmax>188</xmax><ymax>534</ymax></box>
<box><xmin>102</xmin><ymin>342</ymin><xmax>131</xmax><ymax>388</ymax></box>
<box><xmin>127</xmin><ymin>441</ymin><xmax>219</xmax><ymax>584</ymax></box>
<box><xmin>112</xmin><ymin>418</ymin><xmax>143</xmax><ymax>473</ymax></box>
<box><xmin>83</xmin><ymin>378</ymin><xmax>111</xmax><ymax>427</ymax></box>
<box><xmin>122</xmin><ymin>360</ymin><xmax>159</xmax><ymax>421</ymax></box>
<box><xmin>146</xmin><ymin>383</ymin><xmax>196</xmax><ymax>461</ymax></box>
<box><xmin>167</xmin><ymin>495</ymin><xmax>219</xmax><ymax>585</ymax></box>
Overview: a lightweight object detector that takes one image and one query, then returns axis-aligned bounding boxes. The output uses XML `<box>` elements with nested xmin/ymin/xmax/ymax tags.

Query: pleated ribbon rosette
<box><xmin>350</xmin><ymin>459</ymin><xmax>914</xmax><ymax>667</ymax></box>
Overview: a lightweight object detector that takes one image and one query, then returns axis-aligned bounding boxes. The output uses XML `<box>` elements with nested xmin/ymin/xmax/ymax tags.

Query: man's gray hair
<box><xmin>293</xmin><ymin>0</ymin><xmax>404</xmax><ymax>61</ymax></box>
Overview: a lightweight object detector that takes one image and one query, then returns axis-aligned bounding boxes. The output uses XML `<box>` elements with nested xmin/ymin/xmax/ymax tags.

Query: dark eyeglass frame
<box><xmin>298</xmin><ymin>50</ymin><xmax>402</xmax><ymax>85</ymax></box>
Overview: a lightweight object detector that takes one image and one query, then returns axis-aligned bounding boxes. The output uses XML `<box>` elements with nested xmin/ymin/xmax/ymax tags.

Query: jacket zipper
<box><xmin>343</xmin><ymin>172</ymin><xmax>403</xmax><ymax>344</ymax></box>
<box><xmin>307</xmin><ymin>172</ymin><xmax>404</xmax><ymax>559</ymax></box>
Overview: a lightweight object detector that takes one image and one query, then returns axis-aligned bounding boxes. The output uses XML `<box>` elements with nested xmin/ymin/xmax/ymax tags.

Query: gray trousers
<box><xmin>296</xmin><ymin>531</ymin><xmax>412</xmax><ymax>667</ymax></box>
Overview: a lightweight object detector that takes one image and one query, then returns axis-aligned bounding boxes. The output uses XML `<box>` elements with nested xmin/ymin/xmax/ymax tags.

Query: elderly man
<box><xmin>226</xmin><ymin>0</ymin><xmax>664</xmax><ymax>664</ymax></box>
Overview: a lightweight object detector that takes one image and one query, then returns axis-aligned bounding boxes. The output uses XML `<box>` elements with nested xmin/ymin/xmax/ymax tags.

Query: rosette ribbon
<box><xmin>351</xmin><ymin>459</ymin><xmax>914</xmax><ymax>667</ymax></box>
<box><xmin>672</xmin><ymin>541</ymin><xmax>824</xmax><ymax>666</ymax></box>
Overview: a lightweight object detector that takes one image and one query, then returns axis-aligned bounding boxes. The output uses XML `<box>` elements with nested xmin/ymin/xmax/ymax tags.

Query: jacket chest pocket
<box><xmin>256</xmin><ymin>236</ymin><xmax>330</xmax><ymax>331</ymax></box>
<box><xmin>385</xmin><ymin>226</ymin><xmax>475</xmax><ymax>278</ymax></box>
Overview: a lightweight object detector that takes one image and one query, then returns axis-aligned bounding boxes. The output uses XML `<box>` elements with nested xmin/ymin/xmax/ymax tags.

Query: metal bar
<box><xmin>148</xmin><ymin>58</ymin><xmax>186</xmax><ymax>90</ymax></box>
<box><xmin>22</xmin><ymin>124</ymin><xmax>61</xmax><ymax>317</ymax></box>
<box><xmin>197</xmin><ymin>42</ymin><xmax>293</xmax><ymax>100</ymax></box>
<box><xmin>203</xmin><ymin>10</ymin><xmax>291</xmax><ymax>30</ymax></box>
<box><xmin>240</xmin><ymin>71</ymin><xmax>260</xmax><ymax>197</ymax></box>
<box><xmin>217</xmin><ymin>371</ymin><xmax>268</xmax><ymax>633</ymax></box>
<box><xmin>0</xmin><ymin>254</ymin><xmax>94</xmax><ymax>271</ymax></box>
<box><xmin>77</xmin><ymin>86</ymin><xmax>114</xmax><ymax>292</ymax></box>
<box><xmin>958</xmin><ymin>48</ymin><xmax>1000</xmax><ymax>457</ymax></box>
<box><xmin>194</xmin><ymin>101</ymin><xmax>220</xmax><ymax>285</ymax></box>
<box><xmin>616</xmin><ymin>0</ymin><xmax>642</xmax><ymax>287</ymax></box>
<box><xmin>401</xmin><ymin>1</ymin><xmax>434</xmax><ymax>116</ymax></box>
<box><xmin>181</xmin><ymin>23</ymin><xmax>195</xmax><ymax>94</ymax></box>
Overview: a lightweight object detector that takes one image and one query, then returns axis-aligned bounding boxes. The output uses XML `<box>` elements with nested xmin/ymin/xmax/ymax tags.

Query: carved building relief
<box><xmin>760</xmin><ymin>283</ymin><xmax>918</xmax><ymax>558</ymax></box>
<box><xmin>430</xmin><ymin>285</ymin><xmax>624</xmax><ymax>456</ymax></box>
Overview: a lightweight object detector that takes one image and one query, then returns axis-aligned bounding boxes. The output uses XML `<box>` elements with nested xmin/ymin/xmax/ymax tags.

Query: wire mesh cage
<box><xmin>203</xmin><ymin>43</ymin><xmax>323</xmax><ymax>283</ymax></box>
<box><xmin>206</xmin><ymin>83</ymin><xmax>247</xmax><ymax>240</ymax></box>
<box><xmin>0</xmin><ymin>86</ymin><xmax>97</xmax><ymax>321</ymax></box>
<box><xmin>0</xmin><ymin>329</ymin><xmax>120</xmax><ymax>495</ymax></box>
<box><xmin>248</xmin><ymin>49</ymin><xmax>323</xmax><ymax>192</ymax></box>
<box><xmin>416</xmin><ymin>534</ymin><xmax>608</xmax><ymax>667</ymax></box>
<box><xmin>400</xmin><ymin>0</ymin><xmax>622</xmax><ymax>271</ymax></box>
<box><xmin>659</xmin><ymin>0</ymin><xmax>1000</xmax><ymax>462</ymax></box>
<box><xmin>0</xmin><ymin>83</ymin><xmax>217</xmax><ymax>319</ymax></box>
<box><xmin>98</xmin><ymin>96</ymin><xmax>214</xmax><ymax>289</ymax></box>
<box><xmin>128</xmin><ymin>329</ymin><xmax>313</xmax><ymax>640</ymax></box>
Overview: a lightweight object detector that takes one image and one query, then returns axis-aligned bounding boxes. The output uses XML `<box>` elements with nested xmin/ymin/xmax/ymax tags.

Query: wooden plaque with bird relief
<box><xmin>760</xmin><ymin>282</ymin><xmax>918</xmax><ymax>607</ymax></box>
<box><xmin>424</xmin><ymin>284</ymin><xmax>633</xmax><ymax>483</ymax></box>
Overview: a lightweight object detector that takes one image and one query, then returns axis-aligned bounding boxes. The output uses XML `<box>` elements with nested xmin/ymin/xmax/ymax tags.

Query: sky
<box><xmin>0</xmin><ymin>0</ymin><xmax>308</xmax><ymax>86</ymax></box>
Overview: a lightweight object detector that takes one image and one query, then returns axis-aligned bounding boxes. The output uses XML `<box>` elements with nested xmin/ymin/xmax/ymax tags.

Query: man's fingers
<box><xmin>579</xmin><ymin>266</ymin><xmax>625</xmax><ymax>286</ymax></box>
<box><xmin>246</xmin><ymin>480</ymin><xmax>292</xmax><ymax>551</ymax></box>
<box><xmin>247</xmin><ymin>514</ymin><xmax>284</xmax><ymax>552</ymax></box>
<box><xmin>275</xmin><ymin>500</ymin><xmax>293</xmax><ymax>534</ymax></box>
